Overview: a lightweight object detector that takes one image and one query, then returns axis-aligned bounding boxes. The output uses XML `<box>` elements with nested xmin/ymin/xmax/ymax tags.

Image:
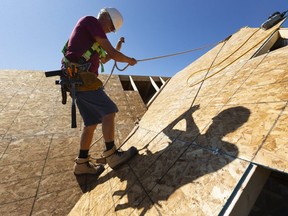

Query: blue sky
<box><xmin>0</xmin><ymin>1</ymin><xmax>287</xmax><ymax>77</ymax></box>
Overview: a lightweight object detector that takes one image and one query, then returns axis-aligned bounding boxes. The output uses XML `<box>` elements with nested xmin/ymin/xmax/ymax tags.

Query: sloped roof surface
<box><xmin>70</xmin><ymin>22</ymin><xmax>287</xmax><ymax>215</ymax></box>
<box><xmin>0</xmin><ymin>21</ymin><xmax>287</xmax><ymax>215</ymax></box>
<box><xmin>0</xmin><ymin>72</ymin><xmax>146</xmax><ymax>215</ymax></box>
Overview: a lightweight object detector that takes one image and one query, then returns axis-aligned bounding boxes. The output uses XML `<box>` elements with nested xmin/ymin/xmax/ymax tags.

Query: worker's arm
<box><xmin>100</xmin><ymin>37</ymin><xmax>125</xmax><ymax>63</ymax></box>
<box><xmin>95</xmin><ymin>36</ymin><xmax>137</xmax><ymax>65</ymax></box>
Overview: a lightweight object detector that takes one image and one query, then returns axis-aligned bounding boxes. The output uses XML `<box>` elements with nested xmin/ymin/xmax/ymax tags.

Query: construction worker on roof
<box><xmin>62</xmin><ymin>7</ymin><xmax>138</xmax><ymax>175</ymax></box>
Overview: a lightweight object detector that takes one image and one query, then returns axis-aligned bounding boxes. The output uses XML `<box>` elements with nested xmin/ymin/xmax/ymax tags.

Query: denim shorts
<box><xmin>76</xmin><ymin>88</ymin><xmax>118</xmax><ymax>126</ymax></box>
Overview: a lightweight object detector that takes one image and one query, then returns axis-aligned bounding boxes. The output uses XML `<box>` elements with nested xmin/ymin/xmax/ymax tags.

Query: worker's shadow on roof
<box><xmin>81</xmin><ymin>105</ymin><xmax>251</xmax><ymax>215</ymax></box>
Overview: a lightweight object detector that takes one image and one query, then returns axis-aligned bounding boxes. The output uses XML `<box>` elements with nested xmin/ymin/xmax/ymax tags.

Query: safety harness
<box><xmin>50</xmin><ymin>40</ymin><xmax>108</xmax><ymax>128</ymax></box>
<box><xmin>62</xmin><ymin>40</ymin><xmax>107</xmax><ymax>72</ymax></box>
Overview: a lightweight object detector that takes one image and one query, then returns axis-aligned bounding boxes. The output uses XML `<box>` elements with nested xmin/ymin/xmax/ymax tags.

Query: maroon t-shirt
<box><xmin>64</xmin><ymin>16</ymin><xmax>107</xmax><ymax>74</ymax></box>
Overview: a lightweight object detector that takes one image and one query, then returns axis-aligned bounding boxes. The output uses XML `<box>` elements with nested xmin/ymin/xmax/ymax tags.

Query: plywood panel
<box><xmin>253</xmin><ymin>103</ymin><xmax>288</xmax><ymax>172</ymax></box>
<box><xmin>147</xmin><ymin>145</ymin><xmax>250</xmax><ymax>216</ymax></box>
<box><xmin>0</xmin><ymin>70</ymin><xmax>148</xmax><ymax>216</ymax></box>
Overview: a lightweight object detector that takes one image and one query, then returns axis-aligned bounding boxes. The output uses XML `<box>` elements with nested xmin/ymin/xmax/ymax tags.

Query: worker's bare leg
<box><xmin>102</xmin><ymin>112</ymin><xmax>138</xmax><ymax>169</ymax></box>
<box><xmin>102</xmin><ymin>113</ymin><xmax>115</xmax><ymax>143</ymax></box>
<box><xmin>80</xmin><ymin>124</ymin><xmax>97</xmax><ymax>149</ymax></box>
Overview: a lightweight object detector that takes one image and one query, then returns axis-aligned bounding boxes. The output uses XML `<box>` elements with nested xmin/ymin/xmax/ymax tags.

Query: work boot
<box><xmin>103</xmin><ymin>145</ymin><xmax>138</xmax><ymax>170</ymax></box>
<box><xmin>74</xmin><ymin>157</ymin><xmax>105</xmax><ymax>175</ymax></box>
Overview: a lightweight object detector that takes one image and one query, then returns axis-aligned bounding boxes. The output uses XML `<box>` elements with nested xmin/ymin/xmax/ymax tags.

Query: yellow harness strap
<box><xmin>62</xmin><ymin>40</ymin><xmax>107</xmax><ymax>72</ymax></box>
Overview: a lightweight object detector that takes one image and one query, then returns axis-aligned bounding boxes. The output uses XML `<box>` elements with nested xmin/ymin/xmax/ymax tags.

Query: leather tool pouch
<box><xmin>77</xmin><ymin>72</ymin><xmax>103</xmax><ymax>92</ymax></box>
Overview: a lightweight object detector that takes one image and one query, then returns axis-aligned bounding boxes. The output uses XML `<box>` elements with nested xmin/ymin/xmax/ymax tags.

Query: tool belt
<box><xmin>77</xmin><ymin>71</ymin><xmax>103</xmax><ymax>91</ymax></box>
<box><xmin>63</xmin><ymin>62</ymin><xmax>103</xmax><ymax>92</ymax></box>
<box><xmin>57</xmin><ymin>62</ymin><xmax>103</xmax><ymax>128</ymax></box>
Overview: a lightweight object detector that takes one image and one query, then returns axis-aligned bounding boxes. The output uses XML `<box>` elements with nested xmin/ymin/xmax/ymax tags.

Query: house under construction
<box><xmin>0</xmin><ymin>19</ymin><xmax>288</xmax><ymax>215</ymax></box>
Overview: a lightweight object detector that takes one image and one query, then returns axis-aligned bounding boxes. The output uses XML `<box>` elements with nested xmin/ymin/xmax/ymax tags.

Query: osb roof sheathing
<box><xmin>0</xmin><ymin>72</ymin><xmax>146</xmax><ymax>215</ymax></box>
<box><xmin>0</xmin><ymin>21</ymin><xmax>287</xmax><ymax>215</ymax></box>
<box><xmin>69</xmin><ymin>22</ymin><xmax>287</xmax><ymax>215</ymax></box>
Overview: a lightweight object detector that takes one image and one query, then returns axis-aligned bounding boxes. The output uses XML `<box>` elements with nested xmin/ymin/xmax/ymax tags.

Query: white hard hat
<box><xmin>98</xmin><ymin>7</ymin><xmax>123</xmax><ymax>32</ymax></box>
